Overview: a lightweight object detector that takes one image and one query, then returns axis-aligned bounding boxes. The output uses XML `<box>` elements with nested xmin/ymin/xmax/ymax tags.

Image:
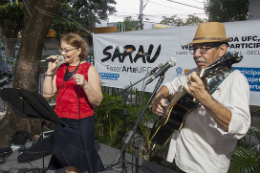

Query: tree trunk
<box><xmin>0</xmin><ymin>0</ymin><xmax>62</xmax><ymax>148</ymax></box>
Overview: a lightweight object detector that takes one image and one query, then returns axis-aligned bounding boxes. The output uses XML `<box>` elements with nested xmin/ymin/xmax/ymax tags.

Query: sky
<box><xmin>108</xmin><ymin>0</ymin><xmax>208</xmax><ymax>23</ymax></box>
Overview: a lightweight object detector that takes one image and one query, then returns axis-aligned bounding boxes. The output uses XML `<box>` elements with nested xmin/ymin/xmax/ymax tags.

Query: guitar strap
<box><xmin>207</xmin><ymin>67</ymin><xmax>235</xmax><ymax>95</ymax></box>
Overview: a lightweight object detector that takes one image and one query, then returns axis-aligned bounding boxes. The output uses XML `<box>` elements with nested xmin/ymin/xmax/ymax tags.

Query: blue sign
<box><xmin>234</xmin><ymin>67</ymin><xmax>260</xmax><ymax>92</ymax></box>
<box><xmin>99</xmin><ymin>73</ymin><xmax>120</xmax><ymax>80</ymax></box>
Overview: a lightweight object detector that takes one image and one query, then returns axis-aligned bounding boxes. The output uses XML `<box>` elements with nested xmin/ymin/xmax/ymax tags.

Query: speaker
<box><xmin>17</xmin><ymin>134</ymin><xmax>54</xmax><ymax>163</ymax></box>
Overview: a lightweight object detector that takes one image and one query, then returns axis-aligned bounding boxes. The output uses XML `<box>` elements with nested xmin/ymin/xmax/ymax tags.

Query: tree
<box><xmin>159</xmin><ymin>14</ymin><xmax>206</xmax><ymax>26</ymax></box>
<box><xmin>68</xmin><ymin>0</ymin><xmax>116</xmax><ymax>30</ymax></box>
<box><xmin>0</xmin><ymin>0</ymin><xmax>63</xmax><ymax>148</ymax></box>
<box><xmin>0</xmin><ymin>0</ymin><xmax>117</xmax><ymax>148</ymax></box>
<box><xmin>204</xmin><ymin>0</ymin><xmax>249</xmax><ymax>22</ymax></box>
<box><xmin>160</xmin><ymin>15</ymin><xmax>183</xmax><ymax>26</ymax></box>
<box><xmin>0</xmin><ymin>2</ymin><xmax>23</xmax><ymax>57</ymax></box>
<box><xmin>184</xmin><ymin>14</ymin><xmax>207</xmax><ymax>26</ymax></box>
<box><xmin>50</xmin><ymin>0</ymin><xmax>116</xmax><ymax>42</ymax></box>
<box><xmin>117</xmin><ymin>16</ymin><xmax>139</xmax><ymax>32</ymax></box>
<box><xmin>50</xmin><ymin>3</ymin><xmax>78</xmax><ymax>42</ymax></box>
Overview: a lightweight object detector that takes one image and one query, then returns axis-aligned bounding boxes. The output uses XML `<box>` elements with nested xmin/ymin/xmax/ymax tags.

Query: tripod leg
<box><xmin>135</xmin><ymin>148</ymin><xmax>139</xmax><ymax>173</ymax></box>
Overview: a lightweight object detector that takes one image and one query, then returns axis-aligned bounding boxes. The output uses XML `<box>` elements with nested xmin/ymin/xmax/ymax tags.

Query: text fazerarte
<box><xmin>106</xmin><ymin>65</ymin><xmax>153</xmax><ymax>73</ymax></box>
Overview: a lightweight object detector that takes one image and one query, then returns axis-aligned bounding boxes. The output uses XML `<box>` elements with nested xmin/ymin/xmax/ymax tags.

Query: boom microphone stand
<box><xmin>107</xmin><ymin>73</ymin><xmax>166</xmax><ymax>173</ymax></box>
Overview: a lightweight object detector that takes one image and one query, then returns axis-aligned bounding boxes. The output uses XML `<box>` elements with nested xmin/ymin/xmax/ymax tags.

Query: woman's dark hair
<box><xmin>60</xmin><ymin>33</ymin><xmax>88</xmax><ymax>61</ymax></box>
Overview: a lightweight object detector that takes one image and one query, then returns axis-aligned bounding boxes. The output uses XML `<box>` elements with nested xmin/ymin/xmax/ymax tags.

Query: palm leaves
<box><xmin>229</xmin><ymin>147</ymin><xmax>260</xmax><ymax>173</ymax></box>
<box><xmin>229</xmin><ymin>124</ymin><xmax>260</xmax><ymax>173</ymax></box>
<box><xmin>94</xmin><ymin>86</ymin><xmax>157</xmax><ymax>153</ymax></box>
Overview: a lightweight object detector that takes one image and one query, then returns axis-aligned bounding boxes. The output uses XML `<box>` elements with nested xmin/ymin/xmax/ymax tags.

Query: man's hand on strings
<box><xmin>184</xmin><ymin>71</ymin><xmax>210</xmax><ymax>103</ymax></box>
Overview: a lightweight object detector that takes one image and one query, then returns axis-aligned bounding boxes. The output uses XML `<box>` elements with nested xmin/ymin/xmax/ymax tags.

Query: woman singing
<box><xmin>43</xmin><ymin>33</ymin><xmax>104</xmax><ymax>173</ymax></box>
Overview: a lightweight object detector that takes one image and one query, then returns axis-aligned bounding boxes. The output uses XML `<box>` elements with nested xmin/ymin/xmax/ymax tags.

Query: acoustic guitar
<box><xmin>149</xmin><ymin>52</ymin><xmax>243</xmax><ymax>146</ymax></box>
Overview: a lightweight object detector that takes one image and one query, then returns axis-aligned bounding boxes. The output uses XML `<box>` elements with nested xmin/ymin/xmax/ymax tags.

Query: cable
<box><xmin>18</xmin><ymin>167</ymin><xmax>42</xmax><ymax>173</ymax></box>
<box><xmin>34</xmin><ymin>5</ymin><xmax>92</xmax><ymax>36</ymax></box>
<box><xmin>192</xmin><ymin>0</ymin><xmax>204</xmax><ymax>4</ymax></box>
<box><xmin>166</xmin><ymin>0</ymin><xmax>204</xmax><ymax>10</ymax></box>
<box><xmin>22</xmin><ymin>0</ymin><xmax>32</xmax><ymax>17</ymax></box>
<box><xmin>51</xmin><ymin>0</ymin><xmax>62</xmax><ymax>5</ymax></box>
<box><xmin>78</xmin><ymin>85</ymin><xmax>91</xmax><ymax>172</ymax></box>
<box><xmin>58</xmin><ymin>9</ymin><xmax>92</xmax><ymax>35</ymax></box>
<box><xmin>132</xmin><ymin>147</ymin><xmax>134</xmax><ymax>173</ymax></box>
<box><xmin>58</xmin><ymin>8</ymin><xmax>92</xmax><ymax>35</ymax></box>
<box><xmin>149</xmin><ymin>0</ymin><xmax>192</xmax><ymax>13</ymax></box>
<box><xmin>75</xmin><ymin>61</ymin><xmax>91</xmax><ymax>172</ymax></box>
<box><xmin>0</xmin><ymin>164</ymin><xmax>41</xmax><ymax>173</ymax></box>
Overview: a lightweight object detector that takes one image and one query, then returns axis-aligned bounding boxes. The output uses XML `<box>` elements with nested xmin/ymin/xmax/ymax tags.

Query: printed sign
<box><xmin>94</xmin><ymin>20</ymin><xmax>260</xmax><ymax>105</ymax></box>
<box><xmin>234</xmin><ymin>67</ymin><xmax>260</xmax><ymax>92</ymax></box>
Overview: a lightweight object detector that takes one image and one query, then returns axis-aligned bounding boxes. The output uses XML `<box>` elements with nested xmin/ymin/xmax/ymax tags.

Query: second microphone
<box><xmin>146</xmin><ymin>57</ymin><xmax>177</xmax><ymax>85</ymax></box>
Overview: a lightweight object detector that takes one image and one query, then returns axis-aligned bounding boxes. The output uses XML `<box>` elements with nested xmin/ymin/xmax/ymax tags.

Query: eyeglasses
<box><xmin>59</xmin><ymin>47</ymin><xmax>78</xmax><ymax>54</ymax></box>
<box><xmin>189</xmin><ymin>45</ymin><xmax>218</xmax><ymax>54</ymax></box>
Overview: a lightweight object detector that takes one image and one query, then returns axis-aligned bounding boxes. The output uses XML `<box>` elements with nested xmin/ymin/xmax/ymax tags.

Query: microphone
<box><xmin>40</xmin><ymin>56</ymin><xmax>64</xmax><ymax>62</ymax></box>
<box><xmin>148</xmin><ymin>63</ymin><xmax>164</xmax><ymax>75</ymax></box>
<box><xmin>146</xmin><ymin>57</ymin><xmax>176</xmax><ymax>85</ymax></box>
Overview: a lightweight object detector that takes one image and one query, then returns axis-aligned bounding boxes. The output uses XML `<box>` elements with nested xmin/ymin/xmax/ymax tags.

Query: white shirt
<box><xmin>163</xmin><ymin>68</ymin><xmax>251</xmax><ymax>173</ymax></box>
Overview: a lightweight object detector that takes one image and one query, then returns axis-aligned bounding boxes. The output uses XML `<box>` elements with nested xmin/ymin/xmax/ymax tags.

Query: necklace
<box><xmin>64</xmin><ymin>61</ymin><xmax>81</xmax><ymax>81</ymax></box>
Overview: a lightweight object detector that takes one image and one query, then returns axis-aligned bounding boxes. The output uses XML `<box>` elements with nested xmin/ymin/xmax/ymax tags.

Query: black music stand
<box><xmin>0</xmin><ymin>88</ymin><xmax>68</xmax><ymax>173</ymax></box>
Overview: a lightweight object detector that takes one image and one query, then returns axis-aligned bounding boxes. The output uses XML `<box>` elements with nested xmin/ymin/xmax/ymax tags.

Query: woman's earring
<box><xmin>77</xmin><ymin>57</ymin><xmax>79</xmax><ymax>60</ymax></box>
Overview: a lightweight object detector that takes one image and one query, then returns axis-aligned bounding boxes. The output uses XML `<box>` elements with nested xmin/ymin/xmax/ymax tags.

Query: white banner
<box><xmin>94</xmin><ymin>19</ymin><xmax>260</xmax><ymax>105</ymax></box>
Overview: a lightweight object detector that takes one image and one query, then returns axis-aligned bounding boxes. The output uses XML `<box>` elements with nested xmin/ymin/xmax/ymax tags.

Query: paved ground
<box><xmin>1</xmin><ymin>142</ymin><xmax>178</xmax><ymax>173</ymax></box>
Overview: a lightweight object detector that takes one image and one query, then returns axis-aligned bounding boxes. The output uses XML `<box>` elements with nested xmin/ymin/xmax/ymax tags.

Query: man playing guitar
<box><xmin>151</xmin><ymin>22</ymin><xmax>251</xmax><ymax>173</ymax></box>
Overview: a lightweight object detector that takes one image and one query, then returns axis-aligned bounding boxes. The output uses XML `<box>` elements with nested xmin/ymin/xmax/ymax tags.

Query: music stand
<box><xmin>0</xmin><ymin>88</ymin><xmax>68</xmax><ymax>173</ymax></box>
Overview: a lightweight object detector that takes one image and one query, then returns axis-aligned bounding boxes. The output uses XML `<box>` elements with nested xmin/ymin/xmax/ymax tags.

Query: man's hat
<box><xmin>188</xmin><ymin>22</ymin><xmax>231</xmax><ymax>45</ymax></box>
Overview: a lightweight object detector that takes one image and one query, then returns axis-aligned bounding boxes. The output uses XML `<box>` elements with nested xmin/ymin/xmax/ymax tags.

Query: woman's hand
<box><xmin>46</xmin><ymin>55</ymin><xmax>60</xmax><ymax>73</ymax></box>
<box><xmin>73</xmin><ymin>74</ymin><xmax>88</xmax><ymax>89</ymax></box>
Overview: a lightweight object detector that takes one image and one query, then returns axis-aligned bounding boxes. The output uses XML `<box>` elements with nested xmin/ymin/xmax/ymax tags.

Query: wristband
<box><xmin>45</xmin><ymin>72</ymin><xmax>53</xmax><ymax>76</ymax></box>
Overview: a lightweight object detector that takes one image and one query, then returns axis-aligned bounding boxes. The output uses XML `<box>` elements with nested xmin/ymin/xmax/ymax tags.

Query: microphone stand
<box><xmin>112</xmin><ymin>73</ymin><xmax>152</xmax><ymax>172</ymax></box>
<box><xmin>109</xmin><ymin>74</ymin><xmax>165</xmax><ymax>173</ymax></box>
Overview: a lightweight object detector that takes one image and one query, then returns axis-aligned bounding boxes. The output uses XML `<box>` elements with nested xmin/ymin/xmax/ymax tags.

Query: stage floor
<box><xmin>1</xmin><ymin>142</ymin><xmax>178</xmax><ymax>173</ymax></box>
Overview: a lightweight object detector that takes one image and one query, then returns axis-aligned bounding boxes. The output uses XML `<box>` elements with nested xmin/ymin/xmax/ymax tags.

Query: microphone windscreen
<box><xmin>58</xmin><ymin>55</ymin><xmax>64</xmax><ymax>61</ymax></box>
<box><xmin>54</xmin><ymin>56</ymin><xmax>66</xmax><ymax>74</ymax></box>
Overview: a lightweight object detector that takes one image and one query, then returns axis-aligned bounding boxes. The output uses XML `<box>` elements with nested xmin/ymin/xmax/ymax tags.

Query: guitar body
<box><xmin>149</xmin><ymin>90</ymin><xmax>198</xmax><ymax>146</ymax></box>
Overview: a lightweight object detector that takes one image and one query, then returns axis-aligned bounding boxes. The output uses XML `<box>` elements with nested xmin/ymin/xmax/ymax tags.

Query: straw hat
<box><xmin>187</xmin><ymin>22</ymin><xmax>231</xmax><ymax>45</ymax></box>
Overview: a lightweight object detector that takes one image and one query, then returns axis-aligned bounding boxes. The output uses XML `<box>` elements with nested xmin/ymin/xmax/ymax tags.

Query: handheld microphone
<box><xmin>146</xmin><ymin>57</ymin><xmax>176</xmax><ymax>85</ymax></box>
<box><xmin>40</xmin><ymin>56</ymin><xmax>64</xmax><ymax>62</ymax></box>
<box><xmin>148</xmin><ymin>63</ymin><xmax>164</xmax><ymax>75</ymax></box>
